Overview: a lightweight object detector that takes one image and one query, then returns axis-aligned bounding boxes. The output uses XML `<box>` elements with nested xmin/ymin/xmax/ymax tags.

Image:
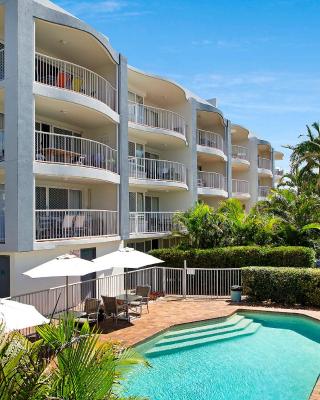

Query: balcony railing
<box><xmin>197</xmin><ymin>129</ymin><xmax>224</xmax><ymax>153</ymax></box>
<box><xmin>232</xmin><ymin>179</ymin><xmax>249</xmax><ymax>194</ymax></box>
<box><xmin>35</xmin><ymin>131</ymin><xmax>118</xmax><ymax>173</ymax></box>
<box><xmin>128</xmin><ymin>101</ymin><xmax>186</xmax><ymax>137</ymax></box>
<box><xmin>258</xmin><ymin>157</ymin><xmax>272</xmax><ymax>170</ymax></box>
<box><xmin>0</xmin><ymin>48</ymin><xmax>4</xmax><ymax>80</ymax></box>
<box><xmin>0</xmin><ymin>211</ymin><xmax>4</xmax><ymax>243</ymax></box>
<box><xmin>232</xmin><ymin>145</ymin><xmax>249</xmax><ymax>161</ymax></box>
<box><xmin>129</xmin><ymin>212</ymin><xmax>176</xmax><ymax>234</ymax></box>
<box><xmin>0</xmin><ymin>130</ymin><xmax>4</xmax><ymax>162</ymax></box>
<box><xmin>128</xmin><ymin>157</ymin><xmax>186</xmax><ymax>184</ymax></box>
<box><xmin>275</xmin><ymin>168</ymin><xmax>284</xmax><ymax>176</ymax></box>
<box><xmin>198</xmin><ymin>171</ymin><xmax>227</xmax><ymax>191</ymax></box>
<box><xmin>35</xmin><ymin>53</ymin><xmax>117</xmax><ymax>111</ymax></box>
<box><xmin>35</xmin><ymin>209</ymin><xmax>118</xmax><ymax>241</ymax></box>
<box><xmin>258</xmin><ymin>186</ymin><xmax>271</xmax><ymax>198</ymax></box>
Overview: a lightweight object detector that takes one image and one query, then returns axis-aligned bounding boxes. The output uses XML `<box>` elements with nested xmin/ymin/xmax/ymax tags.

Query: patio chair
<box><xmin>75</xmin><ymin>298</ymin><xmax>101</xmax><ymax>327</ymax></box>
<box><xmin>73</xmin><ymin>214</ymin><xmax>86</xmax><ymax>237</ymax></box>
<box><xmin>61</xmin><ymin>215</ymin><xmax>75</xmax><ymax>237</ymax></box>
<box><xmin>101</xmin><ymin>295</ymin><xmax>126</xmax><ymax>325</ymax></box>
<box><xmin>129</xmin><ymin>285</ymin><xmax>151</xmax><ymax>315</ymax></box>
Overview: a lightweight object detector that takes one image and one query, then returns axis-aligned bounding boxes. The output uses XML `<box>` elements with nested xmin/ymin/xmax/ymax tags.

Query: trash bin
<box><xmin>231</xmin><ymin>285</ymin><xmax>242</xmax><ymax>302</ymax></box>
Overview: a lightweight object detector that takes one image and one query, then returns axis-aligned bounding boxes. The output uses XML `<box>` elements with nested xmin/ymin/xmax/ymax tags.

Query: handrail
<box><xmin>258</xmin><ymin>157</ymin><xmax>272</xmax><ymax>170</ymax></box>
<box><xmin>129</xmin><ymin>211</ymin><xmax>176</xmax><ymax>234</ymax></box>
<box><xmin>232</xmin><ymin>145</ymin><xmax>249</xmax><ymax>161</ymax></box>
<box><xmin>35</xmin><ymin>209</ymin><xmax>118</xmax><ymax>241</ymax></box>
<box><xmin>197</xmin><ymin>129</ymin><xmax>224</xmax><ymax>152</ymax></box>
<box><xmin>35</xmin><ymin>130</ymin><xmax>118</xmax><ymax>173</ymax></box>
<box><xmin>128</xmin><ymin>101</ymin><xmax>186</xmax><ymax>137</ymax></box>
<box><xmin>232</xmin><ymin>179</ymin><xmax>249</xmax><ymax>193</ymax></box>
<box><xmin>258</xmin><ymin>186</ymin><xmax>271</xmax><ymax>197</ymax></box>
<box><xmin>128</xmin><ymin>157</ymin><xmax>186</xmax><ymax>183</ymax></box>
<box><xmin>35</xmin><ymin>52</ymin><xmax>117</xmax><ymax>111</ymax></box>
<box><xmin>198</xmin><ymin>171</ymin><xmax>227</xmax><ymax>190</ymax></box>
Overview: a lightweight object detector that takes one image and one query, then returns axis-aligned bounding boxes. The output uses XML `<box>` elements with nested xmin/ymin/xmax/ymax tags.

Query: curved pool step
<box><xmin>156</xmin><ymin>318</ymin><xmax>253</xmax><ymax>347</ymax></box>
<box><xmin>145</xmin><ymin>321</ymin><xmax>261</xmax><ymax>357</ymax></box>
<box><xmin>163</xmin><ymin>314</ymin><xmax>245</xmax><ymax>339</ymax></box>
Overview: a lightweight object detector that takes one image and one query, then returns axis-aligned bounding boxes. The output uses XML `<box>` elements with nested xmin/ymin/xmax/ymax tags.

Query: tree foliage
<box><xmin>0</xmin><ymin>318</ymin><xmax>148</xmax><ymax>400</ymax></box>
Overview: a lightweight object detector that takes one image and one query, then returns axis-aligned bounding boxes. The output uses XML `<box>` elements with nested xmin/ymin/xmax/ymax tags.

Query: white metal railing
<box><xmin>232</xmin><ymin>145</ymin><xmax>249</xmax><ymax>160</ymax></box>
<box><xmin>275</xmin><ymin>168</ymin><xmax>284</xmax><ymax>176</ymax></box>
<box><xmin>198</xmin><ymin>171</ymin><xmax>227</xmax><ymax>191</ymax></box>
<box><xmin>35</xmin><ymin>131</ymin><xmax>118</xmax><ymax>173</ymax></box>
<box><xmin>128</xmin><ymin>157</ymin><xmax>186</xmax><ymax>184</ymax></box>
<box><xmin>0</xmin><ymin>130</ymin><xmax>4</xmax><ymax>162</ymax></box>
<box><xmin>9</xmin><ymin>266</ymin><xmax>242</xmax><ymax>332</ymax></box>
<box><xmin>35</xmin><ymin>209</ymin><xmax>118</xmax><ymax>241</ymax></box>
<box><xmin>197</xmin><ymin>129</ymin><xmax>224</xmax><ymax>152</ymax></box>
<box><xmin>258</xmin><ymin>186</ymin><xmax>271</xmax><ymax>198</ymax></box>
<box><xmin>128</xmin><ymin>101</ymin><xmax>186</xmax><ymax>137</ymax></box>
<box><xmin>0</xmin><ymin>48</ymin><xmax>4</xmax><ymax>80</ymax></box>
<box><xmin>35</xmin><ymin>53</ymin><xmax>117</xmax><ymax>111</ymax></box>
<box><xmin>232</xmin><ymin>179</ymin><xmax>249</xmax><ymax>194</ymax></box>
<box><xmin>0</xmin><ymin>212</ymin><xmax>4</xmax><ymax>243</ymax></box>
<box><xmin>258</xmin><ymin>157</ymin><xmax>272</xmax><ymax>170</ymax></box>
<box><xmin>129</xmin><ymin>212</ymin><xmax>176</xmax><ymax>234</ymax></box>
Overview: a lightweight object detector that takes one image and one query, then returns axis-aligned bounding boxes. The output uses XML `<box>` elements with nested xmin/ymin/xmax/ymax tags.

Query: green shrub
<box><xmin>242</xmin><ymin>267</ymin><xmax>320</xmax><ymax>306</ymax></box>
<box><xmin>149</xmin><ymin>246</ymin><xmax>315</xmax><ymax>269</ymax></box>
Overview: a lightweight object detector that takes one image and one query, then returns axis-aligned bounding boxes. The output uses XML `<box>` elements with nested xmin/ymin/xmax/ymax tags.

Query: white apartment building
<box><xmin>0</xmin><ymin>0</ymin><xmax>283</xmax><ymax>297</ymax></box>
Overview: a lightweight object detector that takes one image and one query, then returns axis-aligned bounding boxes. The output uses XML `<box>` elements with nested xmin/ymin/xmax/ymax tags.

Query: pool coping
<box><xmin>127</xmin><ymin>304</ymin><xmax>320</xmax><ymax>399</ymax></box>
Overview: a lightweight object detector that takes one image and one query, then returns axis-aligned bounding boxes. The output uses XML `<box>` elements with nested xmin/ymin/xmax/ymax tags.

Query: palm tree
<box><xmin>278</xmin><ymin>166</ymin><xmax>318</xmax><ymax>195</ymax></box>
<box><xmin>0</xmin><ymin>319</ymin><xmax>148</xmax><ymax>400</ymax></box>
<box><xmin>255</xmin><ymin>188</ymin><xmax>320</xmax><ymax>249</ymax></box>
<box><xmin>284</xmin><ymin>122</ymin><xmax>320</xmax><ymax>190</ymax></box>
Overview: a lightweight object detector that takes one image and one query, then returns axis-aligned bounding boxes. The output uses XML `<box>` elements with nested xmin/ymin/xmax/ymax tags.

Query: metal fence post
<box><xmin>162</xmin><ymin>267</ymin><xmax>166</xmax><ymax>296</ymax></box>
<box><xmin>183</xmin><ymin>260</ymin><xmax>187</xmax><ymax>299</ymax></box>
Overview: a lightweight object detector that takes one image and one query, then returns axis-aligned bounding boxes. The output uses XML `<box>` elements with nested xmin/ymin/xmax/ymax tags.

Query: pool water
<box><xmin>124</xmin><ymin>312</ymin><xmax>320</xmax><ymax>400</ymax></box>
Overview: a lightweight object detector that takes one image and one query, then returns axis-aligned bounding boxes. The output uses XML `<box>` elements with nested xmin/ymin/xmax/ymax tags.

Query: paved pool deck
<box><xmin>98</xmin><ymin>297</ymin><xmax>320</xmax><ymax>400</ymax></box>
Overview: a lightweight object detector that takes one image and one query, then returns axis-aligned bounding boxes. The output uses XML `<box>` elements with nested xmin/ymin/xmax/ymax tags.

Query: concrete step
<box><xmin>145</xmin><ymin>322</ymin><xmax>261</xmax><ymax>357</ymax></box>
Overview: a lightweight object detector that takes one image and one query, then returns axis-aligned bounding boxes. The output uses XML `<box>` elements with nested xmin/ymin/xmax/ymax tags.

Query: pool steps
<box><xmin>145</xmin><ymin>315</ymin><xmax>261</xmax><ymax>357</ymax></box>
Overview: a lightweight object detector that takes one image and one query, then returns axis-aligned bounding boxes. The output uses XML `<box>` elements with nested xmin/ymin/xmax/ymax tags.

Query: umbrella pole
<box><xmin>66</xmin><ymin>276</ymin><xmax>69</xmax><ymax>314</ymax></box>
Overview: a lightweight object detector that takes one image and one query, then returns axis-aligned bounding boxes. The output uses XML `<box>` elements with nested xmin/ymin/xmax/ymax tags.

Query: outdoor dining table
<box><xmin>52</xmin><ymin>310</ymin><xmax>87</xmax><ymax>320</ymax></box>
<box><xmin>116</xmin><ymin>294</ymin><xmax>142</xmax><ymax>321</ymax></box>
<box><xmin>42</xmin><ymin>147</ymin><xmax>81</xmax><ymax>163</ymax></box>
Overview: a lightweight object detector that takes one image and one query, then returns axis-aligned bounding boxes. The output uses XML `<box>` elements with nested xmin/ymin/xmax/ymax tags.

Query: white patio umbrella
<box><xmin>23</xmin><ymin>254</ymin><xmax>99</xmax><ymax>312</ymax></box>
<box><xmin>92</xmin><ymin>247</ymin><xmax>164</xmax><ymax>319</ymax></box>
<box><xmin>0</xmin><ymin>299</ymin><xmax>49</xmax><ymax>332</ymax></box>
<box><xmin>92</xmin><ymin>247</ymin><xmax>164</xmax><ymax>271</ymax></box>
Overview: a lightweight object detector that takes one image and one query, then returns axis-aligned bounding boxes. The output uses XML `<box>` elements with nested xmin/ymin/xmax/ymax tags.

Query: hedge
<box><xmin>242</xmin><ymin>267</ymin><xmax>320</xmax><ymax>306</ymax></box>
<box><xmin>149</xmin><ymin>246</ymin><xmax>315</xmax><ymax>269</ymax></box>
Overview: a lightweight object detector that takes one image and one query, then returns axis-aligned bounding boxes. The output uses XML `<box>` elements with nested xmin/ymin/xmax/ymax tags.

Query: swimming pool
<box><xmin>124</xmin><ymin>312</ymin><xmax>320</xmax><ymax>400</ymax></box>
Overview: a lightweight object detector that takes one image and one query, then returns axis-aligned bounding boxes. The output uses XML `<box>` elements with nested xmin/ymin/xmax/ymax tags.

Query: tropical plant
<box><xmin>0</xmin><ymin>318</ymin><xmax>148</xmax><ymax>400</ymax></box>
<box><xmin>254</xmin><ymin>188</ymin><xmax>320</xmax><ymax>250</ymax></box>
<box><xmin>284</xmin><ymin>122</ymin><xmax>320</xmax><ymax>191</ymax></box>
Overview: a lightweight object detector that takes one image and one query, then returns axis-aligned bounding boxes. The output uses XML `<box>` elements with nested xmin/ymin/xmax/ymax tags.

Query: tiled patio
<box><xmin>98</xmin><ymin>297</ymin><xmax>320</xmax><ymax>400</ymax></box>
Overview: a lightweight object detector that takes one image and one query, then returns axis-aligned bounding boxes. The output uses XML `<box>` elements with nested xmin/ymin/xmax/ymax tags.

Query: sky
<box><xmin>55</xmin><ymin>0</ymin><xmax>320</xmax><ymax>171</ymax></box>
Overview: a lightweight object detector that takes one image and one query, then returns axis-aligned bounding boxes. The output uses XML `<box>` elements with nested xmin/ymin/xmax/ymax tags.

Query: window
<box><xmin>128</xmin><ymin>91</ymin><xmax>143</xmax><ymax>104</ymax></box>
<box><xmin>128</xmin><ymin>141</ymin><xmax>145</xmax><ymax>158</ymax></box>
<box><xmin>35</xmin><ymin>187</ymin><xmax>82</xmax><ymax>210</ymax></box>
<box><xmin>129</xmin><ymin>192</ymin><xmax>145</xmax><ymax>212</ymax></box>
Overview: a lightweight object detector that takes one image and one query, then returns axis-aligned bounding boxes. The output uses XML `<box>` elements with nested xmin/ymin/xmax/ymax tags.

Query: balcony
<box><xmin>258</xmin><ymin>186</ymin><xmax>271</xmax><ymax>199</ymax></box>
<box><xmin>34</xmin><ymin>131</ymin><xmax>118</xmax><ymax>182</ymax></box>
<box><xmin>258</xmin><ymin>157</ymin><xmax>272</xmax><ymax>176</ymax></box>
<box><xmin>197</xmin><ymin>171</ymin><xmax>228</xmax><ymax>198</ymax></box>
<box><xmin>274</xmin><ymin>168</ymin><xmax>284</xmax><ymax>182</ymax></box>
<box><xmin>129</xmin><ymin>211</ymin><xmax>176</xmax><ymax>236</ymax></box>
<box><xmin>128</xmin><ymin>101</ymin><xmax>186</xmax><ymax>143</ymax></box>
<box><xmin>232</xmin><ymin>145</ymin><xmax>250</xmax><ymax>170</ymax></box>
<box><xmin>128</xmin><ymin>157</ymin><xmax>187</xmax><ymax>190</ymax></box>
<box><xmin>232</xmin><ymin>179</ymin><xmax>250</xmax><ymax>200</ymax></box>
<box><xmin>0</xmin><ymin>47</ymin><xmax>4</xmax><ymax>80</ymax></box>
<box><xmin>35</xmin><ymin>209</ymin><xmax>118</xmax><ymax>241</ymax></box>
<box><xmin>197</xmin><ymin>129</ymin><xmax>226</xmax><ymax>161</ymax></box>
<box><xmin>35</xmin><ymin>53</ymin><xmax>117</xmax><ymax>112</ymax></box>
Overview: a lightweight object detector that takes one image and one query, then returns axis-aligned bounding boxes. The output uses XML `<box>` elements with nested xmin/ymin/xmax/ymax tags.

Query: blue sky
<box><xmin>55</xmin><ymin>0</ymin><xmax>320</xmax><ymax>170</ymax></box>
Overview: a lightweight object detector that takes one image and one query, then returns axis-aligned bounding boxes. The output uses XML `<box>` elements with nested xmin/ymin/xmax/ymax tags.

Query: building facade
<box><xmin>0</xmin><ymin>0</ymin><xmax>283</xmax><ymax>297</ymax></box>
